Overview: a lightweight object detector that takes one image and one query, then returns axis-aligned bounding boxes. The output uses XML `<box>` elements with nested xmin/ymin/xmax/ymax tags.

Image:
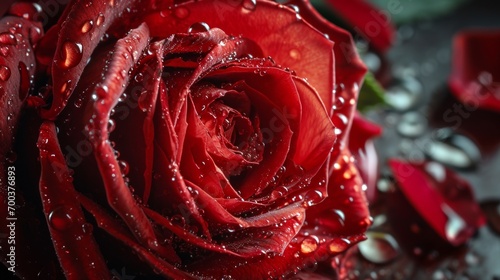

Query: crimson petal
<box><xmin>449</xmin><ymin>29</ymin><xmax>500</xmax><ymax>112</ymax></box>
<box><xmin>143</xmin><ymin>0</ymin><xmax>335</xmax><ymax>113</ymax></box>
<box><xmin>78</xmin><ymin>194</ymin><xmax>190</xmax><ymax>279</ymax></box>
<box><xmin>41</xmin><ymin>0</ymin><xmax>141</xmax><ymax>119</ymax></box>
<box><xmin>323</xmin><ymin>0</ymin><xmax>395</xmax><ymax>52</ymax></box>
<box><xmin>388</xmin><ymin>159</ymin><xmax>485</xmax><ymax>246</ymax></box>
<box><xmin>37</xmin><ymin>122</ymin><xmax>110</xmax><ymax>279</ymax></box>
<box><xmin>85</xmin><ymin>23</ymin><xmax>171</xmax><ymax>259</ymax></box>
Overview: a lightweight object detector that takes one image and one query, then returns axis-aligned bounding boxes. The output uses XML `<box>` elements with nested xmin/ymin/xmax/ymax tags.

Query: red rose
<box><xmin>1</xmin><ymin>0</ymin><xmax>372</xmax><ymax>278</ymax></box>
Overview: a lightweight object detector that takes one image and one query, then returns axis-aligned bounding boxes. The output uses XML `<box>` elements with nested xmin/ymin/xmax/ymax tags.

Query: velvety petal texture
<box><xmin>0</xmin><ymin>0</ymin><xmax>374</xmax><ymax>279</ymax></box>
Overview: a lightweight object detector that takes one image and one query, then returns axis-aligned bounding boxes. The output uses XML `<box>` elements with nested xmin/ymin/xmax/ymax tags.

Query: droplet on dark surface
<box><xmin>385</xmin><ymin>76</ymin><xmax>423</xmax><ymax>111</ymax></box>
<box><xmin>397</xmin><ymin>111</ymin><xmax>427</xmax><ymax>138</ymax></box>
<box><xmin>362</xmin><ymin>52</ymin><xmax>382</xmax><ymax>73</ymax></box>
<box><xmin>358</xmin><ymin>231</ymin><xmax>400</xmax><ymax>264</ymax></box>
<box><xmin>424</xmin><ymin>129</ymin><xmax>481</xmax><ymax>169</ymax></box>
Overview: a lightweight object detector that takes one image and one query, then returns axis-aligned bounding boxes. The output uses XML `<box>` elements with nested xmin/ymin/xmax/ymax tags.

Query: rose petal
<box><xmin>37</xmin><ymin>122</ymin><xmax>111</xmax><ymax>279</ymax></box>
<box><xmin>349</xmin><ymin>113</ymin><xmax>382</xmax><ymax>202</ymax></box>
<box><xmin>110</xmin><ymin>41</ymin><xmax>164</xmax><ymax>203</ymax></box>
<box><xmin>388</xmin><ymin>159</ymin><xmax>485</xmax><ymax>246</ymax></box>
<box><xmin>323</xmin><ymin>0</ymin><xmax>395</xmax><ymax>52</ymax></box>
<box><xmin>41</xmin><ymin>0</ymin><xmax>141</xmax><ymax>119</ymax></box>
<box><xmin>143</xmin><ymin>0</ymin><xmax>335</xmax><ymax>114</ymax></box>
<box><xmin>84</xmin><ymin>23</ymin><xmax>173</xmax><ymax>259</ymax></box>
<box><xmin>203</xmin><ymin>67</ymin><xmax>298</xmax><ymax>198</ymax></box>
<box><xmin>291</xmin><ymin>77</ymin><xmax>336</xmax><ymax>175</ymax></box>
<box><xmin>449</xmin><ymin>29</ymin><xmax>500</xmax><ymax>112</ymax></box>
<box><xmin>78</xmin><ymin>194</ymin><xmax>190</xmax><ymax>279</ymax></box>
<box><xmin>186</xmin><ymin>231</ymin><xmax>365</xmax><ymax>278</ymax></box>
<box><xmin>306</xmin><ymin>148</ymin><xmax>371</xmax><ymax>237</ymax></box>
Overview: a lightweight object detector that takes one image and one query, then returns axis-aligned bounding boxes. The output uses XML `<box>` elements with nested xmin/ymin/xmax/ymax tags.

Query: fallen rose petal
<box><xmin>349</xmin><ymin>113</ymin><xmax>382</xmax><ymax>202</ymax></box>
<box><xmin>388</xmin><ymin>159</ymin><xmax>485</xmax><ymax>248</ymax></box>
<box><xmin>449</xmin><ymin>29</ymin><xmax>500</xmax><ymax>112</ymax></box>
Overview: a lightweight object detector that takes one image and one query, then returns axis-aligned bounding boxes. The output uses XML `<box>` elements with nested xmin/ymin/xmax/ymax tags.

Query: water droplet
<box><xmin>8</xmin><ymin>2</ymin><xmax>42</xmax><ymax>20</ymax></box>
<box><xmin>362</xmin><ymin>52</ymin><xmax>381</xmax><ymax>73</ymax></box>
<box><xmin>385</xmin><ymin>76</ymin><xmax>422</xmax><ymax>111</ymax></box>
<box><xmin>358</xmin><ymin>232</ymin><xmax>400</xmax><ymax>264</ymax></box>
<box><xmin>328</xmin><ymin>238</ymin><xmax>350</xmax><ymax>254</ymax></box>
<box><xmin>81</xmin><ymin>20</ymin><xmax>93</xmax><ymax>34</ymax></box>
<box><xmin>0</xmin><ymin>32</ymin><xmax>17</xmax><ymax>45</ymax></box>
<box><xmin>464</xmin><ymin>251</ymin><xmax>480</xmax><ymax>266</ymax></box>
<box><xmin>118</xmin><ymin>160</ymin><xmax>129</xmax><ymax>176</ymax></box>
<box><xmin>48</xmin><ymin>206</ymin><xmax>74</xmax><ymax>231</ymax></box>
<box><xmin>300</xmin><ymin>236</ymin><xmax>319</xmax><ymax>254</ymax></box>
<box><xmin>442</xmin><ymin>204</ymin><xmax>466</xmax><ymax>242</ymax></box>
<box><xmin>173</xmin><ymin>6</ymin><xmax>190</xmax><ymax>19</ymax></box>
<box><xmin>424</xmin><ymin>129</ymin><xmax>480</xmax><ymax>169</ymax></box>
<box><xmin>96</xmin><ymin>13</ymin><xmax>105</xmax><ymax>26</ymax></box>
<box><xmin>58</xmin><ymin>41</ymin><xmax>83</xmax><ymax>69</ymax></box>
<box><xmin>242</xmin><ymin>0</ymin><xmax>257</xmax><ymax>11</ymax></box>
<box><xmin>107</xmin><ymin>119</ymin><xmax>116</xmax><ymax>133</ymax></box>
<box><xmin>304</xmin><ymin>190</ymin><xmax>324</xmax><ymax>207</ymax></box>
<box><xmin>82</xmin><ymin>223</ymin><xmax>93</xmax><ymax>234</ymax></box>
<box><xmin>397</xmin><ymin>111</ymin><xmax>427</xmax><ymax>138</ymax></box>
<box><xmin>0</xmin><ymin>65</ymin><xmax>11</xmax><ymax>81</ymax></box>
<box><xmin>376</xmin><ymin>177</ymin><xmax>395</xmax><ymax>193</ymax></box>
<box><xmin>74</xmin><ymin>98</ymin><xmax>83</xmax><ymax>108</ymax></box>
<box><xmin>424</xmin><ymin>161</ymin><xmax>446</xmax><ymax>182</ymax></box>
<box><xmin>289</xmin><ymin>49</ymin><xmax>301</xmax><ymax>60</ymax></box>
<box><xmin>432</xmin><ymin>270</ymin><xmax>446</xmax><ymax>280</ymax></box>
<box><xmin>188</xmin><ymin>22</ymin><xmax>210</xmax><ymax>33</ymax></box>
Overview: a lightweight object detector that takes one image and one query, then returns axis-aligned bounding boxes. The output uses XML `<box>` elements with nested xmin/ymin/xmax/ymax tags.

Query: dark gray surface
<box><xmin>361</xmin><ymin>0</ymin><xmax>500</xmax><ymax>279</ymax></box>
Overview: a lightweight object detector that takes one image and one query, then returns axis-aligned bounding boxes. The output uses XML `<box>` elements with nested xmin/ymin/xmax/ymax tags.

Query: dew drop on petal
<box><xmin>96</xmin><ymin>13</ymin><xmax>105</xmax><ymax>26</ymax></box>
<box><xmin>300</xmin><ymin>236</ymin><xmax>318</xmax><ymax>254</ymax></box>
<box><xmin>442</xmin><ymin>204</ymin><xmax>467</xmax><ymax>242</ymax></box>
<box><xmin>81</xmin><ymin>20</ymin><xmax>93</xmax><ymax>34</ymax></box>
<box><xmin>48</xmin><ymin>206</ymin><xmax>74</xmax><ymax>231</ymax></box>
<box><xmin>0</xmin><ymin>65</ymin><xmax>11</xmax><ymax>81</ymax></box>
<box><xmin>82</xmin><ymin>223</ymin><xmax>93</xmax><ymax>234</ymax></box>
<box><xmin>58</xmin><ymin>41</ymin><xmax>83</xmax><ymax>69</ymax></box>
<box><xmin>188</xmin><ymin>22</ymin><xmax>210</xmax><ymax>33</ymax></box>
<box><xmin>328</xmin><ymin>238</ymin><xmax>351</xmax><ymax>254</ymax></box>
<box><xmin>118</xmin><ymin>160</ymin><xmax>130</xmax><ymax>176</ymax></box>
<box><xmin>0</xmin><ymin>32</ymin><xmax>17</xmax><ymax>45</ymax></box>
<box><xmin>241</xmin><ymin>0</ymin><xmax>257</xmax><ymax>11</ymax></box>
<box><xmin>304</xmin><ymin>190</ymin><xmax>324</xmax><ymax>207</ymax></box>
<box><xmin>107</xmin><ymin>119</ymin><xmax>116</xmax><ymax>133</ymax></box>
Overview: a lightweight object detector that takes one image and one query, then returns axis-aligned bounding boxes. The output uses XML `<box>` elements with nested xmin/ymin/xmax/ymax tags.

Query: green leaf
<box><xmin>357</xmin><ymin>72</ymin><xmax>386</xmax><ymax>112</ymax></box>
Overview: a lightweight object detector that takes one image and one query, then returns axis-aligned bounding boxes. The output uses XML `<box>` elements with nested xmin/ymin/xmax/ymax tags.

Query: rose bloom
<box><xmin>1</xmin><ymin>0</ymin><xmax>374</xmax><ymax>279</ymax></box>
